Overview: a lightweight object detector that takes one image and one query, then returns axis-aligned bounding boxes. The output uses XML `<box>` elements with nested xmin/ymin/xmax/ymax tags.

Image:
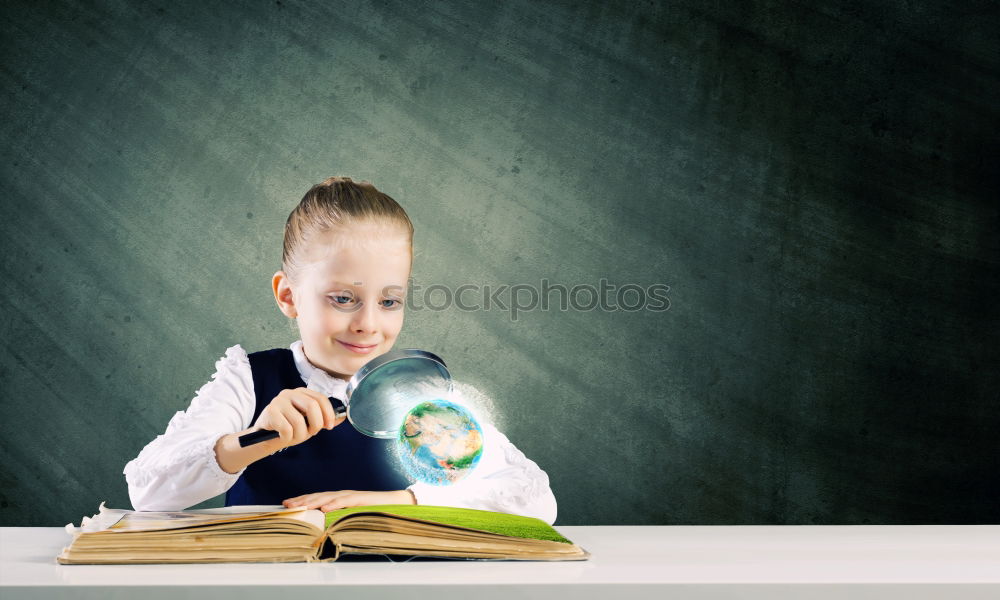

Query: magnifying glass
<box><xmin>238</xmin><ymin>349</ymin><xmax>452</xmax><ymax>447</ymax></box>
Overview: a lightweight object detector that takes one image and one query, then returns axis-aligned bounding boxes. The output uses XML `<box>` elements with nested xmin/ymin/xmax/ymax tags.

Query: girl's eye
<box><xmin>380</xmin><ymin>299</ymin><xmax>401</xmax><ymax>309</ymax></box>
<box><xmin>330</xmin><ymin>294</ymin><xmax>354</xmax><ymax>305</ymax></box>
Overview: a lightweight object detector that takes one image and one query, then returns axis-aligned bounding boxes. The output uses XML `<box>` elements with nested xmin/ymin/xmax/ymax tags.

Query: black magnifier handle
<box><xmin>238</xmin><ymin>398</ymin><xmax>347</xmax><ymax>448</ymax></box>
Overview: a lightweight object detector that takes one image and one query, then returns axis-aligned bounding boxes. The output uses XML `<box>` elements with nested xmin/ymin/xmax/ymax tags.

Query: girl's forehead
<box><xmin>298</xmin><ymin>230</ymin><xmax>411</xmax><ymax>288</ymax></box>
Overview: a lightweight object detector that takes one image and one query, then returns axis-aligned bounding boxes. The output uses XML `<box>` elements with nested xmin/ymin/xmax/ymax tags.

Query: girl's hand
<box><xmin>282</xmin><ymin>490</ymin><xmax>416</xmax><ymax>512</ymax></box>
<box><xmin>254</xmin><ymin>387</ymin><xmax>345</xmax><ymax>449</ymax></box>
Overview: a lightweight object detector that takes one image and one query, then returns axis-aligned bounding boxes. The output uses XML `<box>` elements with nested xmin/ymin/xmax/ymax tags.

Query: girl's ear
<box><xmin>272</xmin><ymin>271</ymin><xmax>298</xmax><ymax>318</ymax></box>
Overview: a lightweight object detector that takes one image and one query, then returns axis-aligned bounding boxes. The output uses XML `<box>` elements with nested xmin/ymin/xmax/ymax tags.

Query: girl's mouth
<box><xmin>337</xmin><ymin>340</ymin><xmax>378</xmax><ymax>354</ymax></box>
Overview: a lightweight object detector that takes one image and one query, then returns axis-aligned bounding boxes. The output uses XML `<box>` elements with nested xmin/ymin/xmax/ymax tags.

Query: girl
<box><xmin>124</xmin><ymin>177</ymin><xmax>557</xmax><ymax>524</ymax></box>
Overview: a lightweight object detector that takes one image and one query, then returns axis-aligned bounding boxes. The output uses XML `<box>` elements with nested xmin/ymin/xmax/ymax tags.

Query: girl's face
<box><xmin>274</xmin><ymin>225</ymin><xmax>411</xmax><ymax>380</ymax></box>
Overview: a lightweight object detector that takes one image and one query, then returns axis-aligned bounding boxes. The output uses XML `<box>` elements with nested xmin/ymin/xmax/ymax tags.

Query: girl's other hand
<box><xmin>254</xmin><ymin>387</ymin><xmax>346</xmax><ymax>449</ymax></box>
<box><xmin>282</xmin><ymin>489</ymin><xmax>416</xmax><ymax>512</ymax></box>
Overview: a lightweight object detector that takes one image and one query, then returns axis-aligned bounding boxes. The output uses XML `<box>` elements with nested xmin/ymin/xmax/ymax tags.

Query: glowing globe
<box><xmin>396</xmin><ymin>399</ymin><xmax>484</xmax><ymax>485</ymax></box>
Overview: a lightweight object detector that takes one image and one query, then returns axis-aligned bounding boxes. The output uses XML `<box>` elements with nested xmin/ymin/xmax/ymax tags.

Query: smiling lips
<box><xmin>338</xmin><ymin>340</ymin><xmax>378</xmax><ymax>354</ymax></box>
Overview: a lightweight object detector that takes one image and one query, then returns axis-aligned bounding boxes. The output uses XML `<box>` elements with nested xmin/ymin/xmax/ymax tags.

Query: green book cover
<box><xmin>325</xmin><ymin>505</ymin><xmax>574</xmax><ymax>545</ymax></box>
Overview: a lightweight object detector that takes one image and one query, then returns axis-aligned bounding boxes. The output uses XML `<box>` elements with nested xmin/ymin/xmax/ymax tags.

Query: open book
<box><xmin>57</xmin><ymin>503</ymin><xmax>589</xmax><ymax>564</ymax></box>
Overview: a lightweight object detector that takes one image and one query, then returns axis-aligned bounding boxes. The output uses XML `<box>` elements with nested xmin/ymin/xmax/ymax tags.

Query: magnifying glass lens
<box><xmin>346</xmin><ymin>350</ymin><xmax>453</xmax><ymax>438</ymax></box>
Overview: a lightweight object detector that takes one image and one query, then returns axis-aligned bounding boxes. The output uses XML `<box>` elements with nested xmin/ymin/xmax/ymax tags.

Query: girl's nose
<box><xmin>350</xmin><ymin>302</ymin><xmax>378</xmax><ymax>333</ymax></box>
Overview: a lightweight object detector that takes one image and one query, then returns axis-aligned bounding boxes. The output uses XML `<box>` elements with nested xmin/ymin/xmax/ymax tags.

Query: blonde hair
<box><xmin>282</xmin><ymin>176</ymin><xmax>413</xmax><ymax>281</ymax></box>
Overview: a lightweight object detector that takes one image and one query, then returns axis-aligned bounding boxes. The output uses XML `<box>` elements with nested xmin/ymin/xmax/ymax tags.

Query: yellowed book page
<box><xmin>336</xmin><ymin>530</ymin><xmax>588</xmax><ymax>556</ymax></box>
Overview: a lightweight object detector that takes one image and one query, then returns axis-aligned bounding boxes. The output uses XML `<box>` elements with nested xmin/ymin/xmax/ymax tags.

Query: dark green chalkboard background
<box><xmin>2</xmin><ymin>1</ymin><xmax>997</xmax><ymax>526</ymax></box>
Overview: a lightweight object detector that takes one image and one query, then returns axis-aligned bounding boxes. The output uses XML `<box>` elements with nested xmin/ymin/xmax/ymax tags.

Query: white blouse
<box><xmin>124</xmin><ymin>341</ymin><xmax>558</xmax><ymax>524</ymax></box>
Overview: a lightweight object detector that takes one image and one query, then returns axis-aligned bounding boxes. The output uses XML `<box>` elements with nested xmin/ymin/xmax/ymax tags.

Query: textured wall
<box><xmin>1</xmin><ymin>0</ymin><xmax>997</xmax><ymax>526</ymax></box>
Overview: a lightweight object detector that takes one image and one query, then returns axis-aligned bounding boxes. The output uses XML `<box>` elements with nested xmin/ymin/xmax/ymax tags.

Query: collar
<box><xmin>289</xmin><ymin>340</ymin><xmax>349</xmax><ymax>401</ymax></box>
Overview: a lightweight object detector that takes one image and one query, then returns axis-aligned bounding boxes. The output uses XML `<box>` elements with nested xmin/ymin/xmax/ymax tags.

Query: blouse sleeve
<box><xmin>406</xmin><ymin>423</ymin><xmax>559</xmax><ymax>525</ymax></box>
<box><xmin>123</xmin><ymin>345</ymin><xmax>255</xmax><ymax>511</ymax></box>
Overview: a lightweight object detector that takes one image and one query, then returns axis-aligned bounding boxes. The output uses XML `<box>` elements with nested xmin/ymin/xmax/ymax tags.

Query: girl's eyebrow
<box><xmin>323</xmin><ymin>281</ymin><xmax>406</xmax><ymax>295</ymax></box>
<box><xmin>323</xmin><ymin>280</ymin><xmax>363</xmax><ymax>290</ymax></box>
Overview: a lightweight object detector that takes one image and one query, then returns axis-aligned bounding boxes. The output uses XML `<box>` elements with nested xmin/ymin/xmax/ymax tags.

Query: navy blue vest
<box><xmin>224</xmin><ymin>348</ymin><xmax>410</xmax><ymax>506</ymax></box>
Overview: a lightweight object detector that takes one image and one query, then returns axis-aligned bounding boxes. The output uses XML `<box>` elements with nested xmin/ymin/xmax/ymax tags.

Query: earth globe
<box><xmin>396</xmin><ymin>399</ymin><xmax>484</xmax><ymax>485</ymax></box>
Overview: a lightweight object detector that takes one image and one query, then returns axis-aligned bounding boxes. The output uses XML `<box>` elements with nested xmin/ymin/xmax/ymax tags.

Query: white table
<box><xmin>2</xmin><ymin>525</ymin><xmax>998</xmax><ymax>599</ymax></box>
